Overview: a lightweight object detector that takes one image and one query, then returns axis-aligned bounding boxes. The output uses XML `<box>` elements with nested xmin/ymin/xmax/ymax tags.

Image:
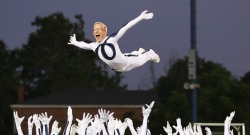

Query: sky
<box><xmin>1</xmin><ymin>1</ymin><xmax>250</xmax><ymax>90</ymax></box>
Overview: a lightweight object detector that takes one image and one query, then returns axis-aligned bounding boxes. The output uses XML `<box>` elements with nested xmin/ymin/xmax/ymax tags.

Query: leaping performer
<box><xmin>68</xmin><ymin>10</ymin><xmax>160</xmax><ymax>72</ymax></box>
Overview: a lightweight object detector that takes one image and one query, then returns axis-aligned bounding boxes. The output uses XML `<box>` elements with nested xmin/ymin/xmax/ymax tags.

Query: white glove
<box><xmin>33</xmin><ymin>114</ymin><xmax>42</xmax><ymax>135</ymax></box>
<box><xmin>107</xmin><ymin>117</ymin><xmax>116</xmax><ymax>135</ymax></box>
<box><xmin>68</xmin><ymin>34</ymin><xmax>79</xmax><ymax>45</ymax></box>
<box><xmin>63</xmin><ymin>106</ymin><xmax>73</xmax><ymax>135</ymax></box>
<box><xmin>39</xmin><ymin>112</ymin><xmax>53</xmax><ymax>125</ymax></box>
<box><xmin>142</xmin><ymin>101</ymin><xmax>154</xmax><ymax>118</ymax></box>
<box><xmin>205</xmin><ymin>127</ymin><xmax>212</xmax><ymax>135</ymax></box>
<box><xmin>13</xmin><ymin>111</ymin><xmax>24</xmax><ymax>135</ymax></box>
<box><xmin>28</xmin><ymin>116</ymin><xmax>34</xmax><ymax>135</ymax></box>
<box><xmin>28</xmin><ymin>116</ymin><xmax>34</xmax><ymax>129</ymax></box>
<box><xmin>76</xmin><ymin>113</ymin><xmax>93</xmax><ymax>135</ymax></box>
<box><xmin>173</xmin><ymin>118</ymin><xmax>184</xmax><ymax>135</ymax></box>
<box><xmin>139</xmin><ymin>10</ymin><xmax>154</xmax><ymax>20</ymax></box>
<box><xmin>39</xmin><ymin>112</ymin><xmax>53</xmax><ymax>135</ymax></box>
<box><xmin>50</xmin><ymin>120</ymin><xmax>61</xmax><ymax>135</ymax></box>
<box><xmin>196</xmin><ymin>125</ymin><xmax>203</xmax><ymax>135</ymax></box>
<box><xmin>224</xmin><ymin>111</ymin><xmax>235</xmax><ymax>135</ymax></box>
<box><xmin>70</xmin><ymin>124</ymin><xmax>77</xmax><ymax>135</ymax></box>
<box><xmin>115</xmin><ymin>119</ymin><xmax>128</xmax><ymax>135</ymax></box>
<box><xmin>90</xmin><ymin>114</ymin><xmax>102</xmax><ymax>134</ymax></box>
<box><xmin>98</xmin><ymin>108</ymin><xmax>114</xmax><ymax>123</ymax></box>
<box><xmin>67</xmin><ymin>106</ymin><xmax>73</xmax><ymax>122</ymax></box>
<box><xmin>76</xmin><ymin>113</ymin><xmax>93</xmax><ymax>128</ymax></box>
<box><xmin>183</xmin><ymin>127</ymin><xmax>189</xmax><ymax>135</ymax></box>
<box><xmin>187</xmin><ymin>123</ymin><xmax>194</xmax><ymax>135</ymax></box>
<box><xmin>163</xmin><ymin>121</ymin><xmax>172</xmax><ymax>135</ymax></box>
<box><xmin>33</xmin><ymin>114</ymin><xmax>41</xmax><ymax>127</ymax></box>
<box><xmin>125</xmin><ymin>118</ymin><xmax>137</xmax><ymax>135</ymax></box>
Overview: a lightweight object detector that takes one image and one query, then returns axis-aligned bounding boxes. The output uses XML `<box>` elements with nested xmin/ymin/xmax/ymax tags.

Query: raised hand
<box><xmin>63</xmin><ymin>106</ymin><xmax>73</xmax><ymax>135</ymax></box>
<box><xmin>224</xmin><ymin>111</ymin><xmax>235</xmax><ymax>135</ymax></box>
<box><xmin>33</xmin><ymin>114</ymin><xmax>42</xmax><ymax>135</ymax></box>
<box><xmin>13</xmin><ymin>111</ymin><xmax>24</xmax><ymax>135</ymax></box>
<box><xmin>163</xmin><ymin>121</ymin><xmax>172</xmax><ymax>135</ymax></box>
<box><xmin>28</xmin><ymin>116</ymin><xmax>34</xmax><ymax>129</ymax></box>
<box><xmin>98</xmin><ymin>108</ymin><xmax>114</xmax><ymax>122</ymax></box>
<box><xmin>139</xmin><ymin>10</ymin><xmax>154</xmax><ymax>20</ymax></box>
<box><xmin>67</xmin><ymin>106</ymin><xmax>73</xmax><ymax>122</ymax></box>
<box><xmin>115</xmin><ymin>119</ymin><xmax>128</xmax><ymax>135</ymax></box>
<box><xmin>90</xmin><ymin>114</ymin><xmax>102</xmax><ymax>135</ymax></box>
<box><xmin>136</xmin><ymin>126</ymin><xmax>151</xmax><ymax>135</ymax></box>
<box><xmin>125</xmin><ymin>118</ymin><xmax>137</xmax><ymax>135</ymax></box>
<box><xmin>183</xmin><ymin>127</ymin><xmax>189</xmax><ymax>135</ymax></box>
<box><xmin>76</xmin><ymin>113</ymin><xmax>93</xmax><ymax>135</ymax></box>
<box><xmin>193</xmin><ymin>125</ymin><xmax>198</xmax><ymax>135</ymax></box>
<box><xmin>205</xmin><ymin>127</ymin><xmax>212</xmax><ymax>135</ymax></box>
<box><xmin>228</xmin><ymin>111</ymin><xmax>235</xmax><ymax>125</ymax></box>
<box><xmin>70</xmin><ymin>124</ymin><xmax>77</xmax><ymax>135</ymax></box>
<box><xmin>196</xmin><ymin>125</ymin><xmax>203</xmax><ymax>135</ymax></box>
<box><xmin>13</xmin><ymin>111</ymin><xmax>25</xmax><ymax>127</ymax></box>
<box><xmin>173</xmin><ymin>118</ymin><xmax>184</xmax><ymax>135</ymax></box>
<box><xmin>50</xmin><ymin>120</ymin><xmax>61</xmax><ymax>135</ymax></box>
<box><xmin>107</xmin><ymin>117</ymin><xmax>116</xmax><ymax>135</ymax></box>
<box><xmin>136</xmin><ymin>126</ymin><xmax>142</xmax><ymax>134</ymax></box>
<box><xmin>230</xmin><ymin>129</ymin><xmax>234</xmax><ymax>135</ymax></box>
<box><xmin>86</xmin><ymin>125</ymin><xmax>96</xmax><ymax>135</ymax></box>
<box><xmin>73</xmin><ymin>125</ymin><xmax>81</xmax><ymax>135</ymax></box>
<box><xmin>39</xmin><ymin>112</ymin><xmax>53</xmax><ymax>125</ymax></box>
<box><xmin>32</xmin><ymin>114</ymin><xmax>40</xmax><ymax>127</ymax></box>
<box><xmin>68</xmin><ymin>34</ymin><xmax>78</xmax><ymax>45</ymax></box>
<box><xmin>140</xmin><ymin>101</ymin><xmax>154</xmax><ymax>135</ymax></box>
<box><xmin>39</xmin><ymin>112</ymin><xmax>52</xmax><ymax>135</ymax></box>
<box><xmin>28</xmin><ymin>116</ymin><xmax>34</xmax><ymax>135</ymax></box>
<box><xmin>125</xmin><ymin>118</ymin><xmax>133</xmax><ymax>128</ymax></box>
<box><xmin>142</xmin><ymin>101</ymin><xmax>154</xmax><ymax>118</ymax></box>
<box><xmin>76</xmin><ymin>112</ymin><xmax>93</xmax><ymax>128</ymax></box>
<box><xmin>186</xmin><ymin>123</ymin><xmax>194</xmax><ymax>135</ymax></box>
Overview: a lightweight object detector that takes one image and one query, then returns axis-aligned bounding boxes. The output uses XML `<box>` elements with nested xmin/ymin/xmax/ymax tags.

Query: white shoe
<box><xmin>138</xmin><ymin>48</ymin><xmax>146</xmax><ymax>54</ymax></box>
<box><xmin>149</xmin><ymin>49</ymin><xmax>160</xmax><ymax>63</ymax></box>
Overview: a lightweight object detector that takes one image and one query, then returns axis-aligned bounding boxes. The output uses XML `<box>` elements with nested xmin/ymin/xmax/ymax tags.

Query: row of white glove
<box><xmin>163</xmin><ymin>111</ymin><xmax>235</xmax><ymax>135</ymax></box>
<box><xmin>14</xmin><ymin>101</ymin><xmax>155</xmax><ymax>135</ymax></box>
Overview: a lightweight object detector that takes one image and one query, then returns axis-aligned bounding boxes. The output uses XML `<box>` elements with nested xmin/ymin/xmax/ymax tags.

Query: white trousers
<box><xmin>117</xmin><ymin>50</ymin><xmax>154</xmax><ymax>72</ymax></box>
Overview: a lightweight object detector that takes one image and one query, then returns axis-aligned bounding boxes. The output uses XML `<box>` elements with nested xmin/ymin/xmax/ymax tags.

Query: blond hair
<box><xmin>93</xmin><ymin>22</ymin><xmax>108</xmax><ymax>33</ymax></box>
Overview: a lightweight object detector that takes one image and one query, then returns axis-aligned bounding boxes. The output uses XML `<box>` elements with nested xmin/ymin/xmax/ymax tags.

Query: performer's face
<box><xmin>93</xmin><ymin>23</ymin><xmax>107</xmax><ymax>42</ymax></box>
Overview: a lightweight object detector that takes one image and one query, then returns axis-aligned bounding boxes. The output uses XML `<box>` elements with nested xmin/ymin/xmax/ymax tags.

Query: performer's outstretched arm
<box><xmin>113</xmin><ymin>10</ymin><xmax>154</xmax><ymax>41</ymax></box>
<box><xmin>68</xmin><ymin>34</ymin><xmax>92</xmax><ymax>50</ymax></box>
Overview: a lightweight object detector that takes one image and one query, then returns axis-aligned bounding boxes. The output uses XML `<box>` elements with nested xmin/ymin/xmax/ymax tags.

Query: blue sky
<box><xmin>1</xmin><ymin>1</ymin><xmax>250</xmax><ymax>89</ymax></box>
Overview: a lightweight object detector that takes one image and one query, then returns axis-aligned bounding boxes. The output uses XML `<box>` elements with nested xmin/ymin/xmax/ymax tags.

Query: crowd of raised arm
<box><xmin>13</xmin><ymin>101</ymin><xmax>236</xmax><ymax>135</ymax></box>
<box><xmin>13</xmin><ymin>101</ymin><xmax>154</xmax><ymax>135</ymax></box>
<box><xmin>162</xmin><ymin>111</ymin><xmax>235</xmax><ymax>135</ymax></box>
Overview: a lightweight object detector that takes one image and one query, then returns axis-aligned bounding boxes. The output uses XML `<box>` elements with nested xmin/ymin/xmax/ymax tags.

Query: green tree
<box><xmin>149</xmin><ymin>57</ymin><xmax>190</xmax><ymax>135</ymax></box>
<box><xmin>150</xmin><ymin>56</ymin><xmax>250</xmax><ymax>134</ymax></box>
<box><xmin>241</xmin><ymin>71</ymin><xmax>250</xmax><ymax>84</ymax></box>
<box><xmin>16</xmin><ymin>13</ymin><xmax>126</xmax><ymax>99</ymax></box>
<box><xmin>0</xmin><ymin>40</ymin><xmax>17</xmax><ymax>134</ymax></box>
<box><xmin>0</xmin><ymin>40</ymin><xmax>19</xmax><ymax>102</ymax></box>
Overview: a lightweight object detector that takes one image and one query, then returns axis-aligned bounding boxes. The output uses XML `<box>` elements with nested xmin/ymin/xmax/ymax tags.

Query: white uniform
<box><xmin>72</xmin><ymin>14</ymin><xmax>158</xmax><ymax>72</ymax></box>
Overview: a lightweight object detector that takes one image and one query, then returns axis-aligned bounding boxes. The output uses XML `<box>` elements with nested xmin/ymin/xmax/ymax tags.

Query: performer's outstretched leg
<box><xmin>122</xmin><ymin>49</ymin><xmax>160</xmax><ymax>71</ymax></box>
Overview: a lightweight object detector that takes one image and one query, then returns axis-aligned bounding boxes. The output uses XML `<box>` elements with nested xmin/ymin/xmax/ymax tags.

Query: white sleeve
<box><xmin>112</xmin><ymin>15</ymin><xmax>143</xmax><ymax>41</ymax></box>
<box><xmin>71</xmin><ymin>41</ymin><xmax>92</xmax><ymax>50</ymax></box>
